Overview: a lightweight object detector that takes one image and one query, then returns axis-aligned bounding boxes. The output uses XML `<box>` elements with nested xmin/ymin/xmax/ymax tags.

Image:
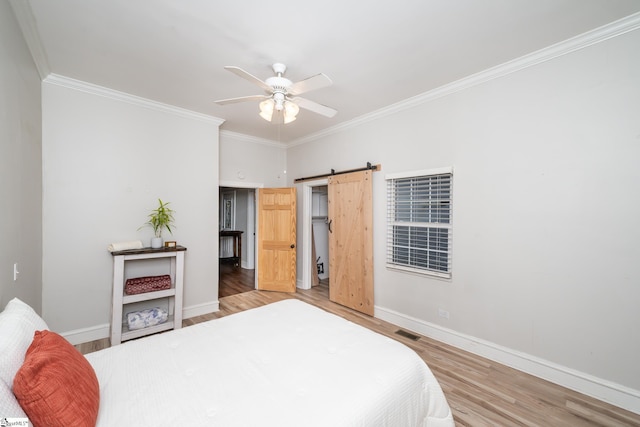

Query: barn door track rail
<box><xmin>294</xmin><ymin>162</ymin><xmax>381</xmax><ymax>183</ymax></box>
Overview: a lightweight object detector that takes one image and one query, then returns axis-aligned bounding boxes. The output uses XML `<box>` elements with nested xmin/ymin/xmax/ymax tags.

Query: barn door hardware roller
<box><xmin>294</xmin><ymin>162</ymin><xmax>380</xmax><ymax>183</ymax></box>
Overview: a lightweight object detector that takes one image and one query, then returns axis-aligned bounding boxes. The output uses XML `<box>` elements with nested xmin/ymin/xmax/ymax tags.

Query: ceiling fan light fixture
<box><xmin>283</xmin><ymin>113</ymin><xmax>297</xmax><ymax>124</ymax></box>
<box><xmin>285</xmin><ymin>100</ymin><xmax>299</xmax><ymax>116</ymax></box>
<box><xmin>217</xmin><ymin>62</ymin><xmax>336</xmax><ymax>125</ymax></box>
<box><xmin>259</xmin><ymin>97</ymin><xmax>299</xmax><ymax>124</ymax></box>
<box><xmin>283</xmin><ymin>100</ymin><xmax>299</xmax><ymax>123</ymax></box>
<box><xmin>259</xmin><ymin>98</ymin><xmax>274</xmax><ymax>121</ymax></box>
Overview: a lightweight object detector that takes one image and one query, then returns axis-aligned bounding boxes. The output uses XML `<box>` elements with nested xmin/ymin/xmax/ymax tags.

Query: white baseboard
<box><xmin>62</xmin><ymin>301</ymin><xmax>221</xmax><ymax>346</ymax></box>
<box><xmin>375</xmin><ymin>305</ymin><xmax>640</xmax><ymax>415</ymax></box>
<box><xmin>62</xmin><ymin>323</ymin><xmax>110</xmax><ymax>346</ymax></box>
<box><xmin>183</xmin><ymin>300</ymin><xmax>219</xmax><ymax>319</ymax></box>
<box><xmin>296</xmin><ymin>278</ymin><xmax>309</xmax><ymax>290</ymax></box>
<box><xmin>240</xmin><ymin>260</ymin><xmax>255</xmax><ymax>270</ymax></box>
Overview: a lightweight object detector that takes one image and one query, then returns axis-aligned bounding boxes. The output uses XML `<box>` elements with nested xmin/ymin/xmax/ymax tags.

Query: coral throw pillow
<box><xmin>13</xmin><ymin>330</ymin><xmax>100</xmax><ymax>427</ymax></box>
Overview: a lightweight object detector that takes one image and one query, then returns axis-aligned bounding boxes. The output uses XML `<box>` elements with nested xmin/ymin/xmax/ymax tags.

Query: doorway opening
<box><xmin>301</xmin><ymin>179</ymin><xmax>330</xmax><ymax>291</ymax></box>
<box><xmin>311</xmin><ymin>185</ymin><xmax>329</xmax><ymax>288</ymax></box>
<box><xmin>218</xmin><ymin>184</ymin><xmax>259</xmax><ymax>297</ymax></box>
<box><xmin>301</xmin><ymin>170</ymin><xmax>374</xmax><ymax>315</ymax></box>
<box><xmin>219</xmin><ymin>180</ymin><xmax>332</xmax><ymax>298</ymax></box>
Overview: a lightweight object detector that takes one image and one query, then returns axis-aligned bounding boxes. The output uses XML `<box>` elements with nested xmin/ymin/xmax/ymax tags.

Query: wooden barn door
<box><xmin>256</xmin><ymin>187</ymin><xmax>297</xmax><ymax>293</ymax></box>
<box><xmin>328</xmin><ymin>170</ymin><xmax>373</xmax><ymax>315</ymax></box>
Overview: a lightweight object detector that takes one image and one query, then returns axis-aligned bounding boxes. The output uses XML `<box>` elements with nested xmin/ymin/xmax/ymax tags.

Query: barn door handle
<box><xmin>327</xmin><ymin>219</ymin><xmax>333</xmax><ymax>233</ymax></box>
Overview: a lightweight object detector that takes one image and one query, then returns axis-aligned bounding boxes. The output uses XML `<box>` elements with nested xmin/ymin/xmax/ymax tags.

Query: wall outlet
<box><xmin>438</xmin><ymin>308</ymin><xmax>450</xmax><ymax>319</ymax></box>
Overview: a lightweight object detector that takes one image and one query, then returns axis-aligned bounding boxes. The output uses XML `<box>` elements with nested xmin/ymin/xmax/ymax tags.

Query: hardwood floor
<box><xmin>218</xmin><ymin>262</ymin><xmax>255</xmax><ymax>297</ymax></box>
<box><xmin>77</xmin><ymin>283</ymin><xmax>640</xmax><ymax>426</ymax></box>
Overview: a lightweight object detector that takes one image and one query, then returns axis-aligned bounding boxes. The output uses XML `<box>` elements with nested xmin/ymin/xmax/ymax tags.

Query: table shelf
<box><xmin>110</xmin><ymin>246</ymin><xmax>186</xmax><ymax>345</ymax></box>
<box><xmin>121</xmin><ymin>316</ymin><xmax>175</xmax><ymax>341</ymax></box>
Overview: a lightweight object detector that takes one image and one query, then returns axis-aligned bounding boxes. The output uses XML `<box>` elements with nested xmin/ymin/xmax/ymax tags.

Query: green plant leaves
<box><xmin>141</xmin><ymin>198</ymin><xmax>175</xmax><ymax>238</ymax></box>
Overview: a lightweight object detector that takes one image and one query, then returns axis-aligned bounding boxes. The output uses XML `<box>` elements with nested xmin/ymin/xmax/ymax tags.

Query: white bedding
<box><xmin>86</xmin><ymin>299</ymin><xmax>454</xmax><ymax>426</ymax></box>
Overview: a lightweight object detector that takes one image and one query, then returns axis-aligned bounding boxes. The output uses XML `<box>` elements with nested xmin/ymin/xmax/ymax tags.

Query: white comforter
<box><xmin>86</xmin><ymin>299</ymin><xmax>454</xmax><ymax>426</ymax></box>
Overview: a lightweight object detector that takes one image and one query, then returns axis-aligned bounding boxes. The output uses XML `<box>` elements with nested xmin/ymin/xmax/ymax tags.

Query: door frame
<box><xmin>300</xmin><ymin>178</ymin><xmax>329</xmax><ymax>290</ymax></box>
<box><xmin>219</xmin><ymin>180</ymin><xmax>263</xmax><ymax>288</ymax></box>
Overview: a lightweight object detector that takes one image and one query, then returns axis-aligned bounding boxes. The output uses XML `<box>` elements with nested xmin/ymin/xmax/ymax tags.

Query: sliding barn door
<box><xmin>328</xmin><ymin>170</ymin><xmax>373</xmax><ymax>315</ymax></box>
<box><xmin>257</xmin><ymin>187</ymin><xmax>297</xmax><ymax>293</ymax></box>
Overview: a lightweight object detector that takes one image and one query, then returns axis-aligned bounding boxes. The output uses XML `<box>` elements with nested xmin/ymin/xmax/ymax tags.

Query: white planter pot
<box><xmin>150</xmin><ymin>237</ymin><xmax>163</xmax><ymax>249</ymax></box>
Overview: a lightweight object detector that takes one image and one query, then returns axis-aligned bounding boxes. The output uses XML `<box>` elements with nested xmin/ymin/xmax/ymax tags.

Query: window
<box><xmin>386</xmin><ymin>167</ymin><xmax>452</xmax><ymax>279</ymax></box>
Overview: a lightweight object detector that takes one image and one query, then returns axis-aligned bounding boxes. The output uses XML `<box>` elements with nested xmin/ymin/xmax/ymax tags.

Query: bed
<box><xmin>1</xmin><ymin>298</ymin><xmax>454</xmax><ymax>427</ymax></box>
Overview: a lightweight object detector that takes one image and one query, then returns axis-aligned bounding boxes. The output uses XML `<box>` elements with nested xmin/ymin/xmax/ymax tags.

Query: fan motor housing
<box><xmin>266</xmin><ymin>76</ymin><xmax>292</xmax><ymax>92</ymax></box>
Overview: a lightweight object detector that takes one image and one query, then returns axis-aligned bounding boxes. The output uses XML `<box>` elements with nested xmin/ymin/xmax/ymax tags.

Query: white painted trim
<box><xmin>300</xmin><ymin>184</ymin><xmax>313</xmax><ymax>290</ymax></box>
<box><xmin>245</xmin><ymin>190</ymin><xmax>256</xmax><ymax>270</ymax></box>
<box><xmin>8</xmin><ymin>0</ymin><xmax>51</xmax><ymax>79</ymax></box>
<box><xmin>183</xmin><ymin>301</ymin><xmax>220</xmax><ymax>319</ymax></box>
<box><xmin>255</xmin><ymin>189</ymin><xmax>260</xmax><ymax>290</ymax></box>
<box><xmin>43</xmin><ymin>74</ymin><xmax>225</xmax><ymax>126</ymax></box>
<box><xmin>61</xmin><ymin>301</ymin><xmax>220</xmax><ymax>345</ymax></box>
<box><xmin>375</xmin><ymin>305</ymin><xmax>640</xmax><ymax>415</ymax></box>
<box><xmin>12</xmin><ymin>0</ymin><xmax>640</xmax><ymax>149</ymax></box>
<box><xmin>289</xmin><ymin>12</ymin><xmax>640</xmax><ymax>148</ymax></box>
<box><xmin>300</xmin><ymin>179</ymin><xmax>329</xmax><ymax>290</ymax></box>
<box><xmin>219</xmin><ymin>180</ymin><xmax>264</xmax><ymax>189</ymax></box>
<box><xmin>61</xmin><ymin>323</ymin><xmax>110</xmax><ymax>346</ymax></box>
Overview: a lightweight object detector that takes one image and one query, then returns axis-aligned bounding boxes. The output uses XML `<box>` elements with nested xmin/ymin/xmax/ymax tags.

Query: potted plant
<box><xmin>141</xmin><ymin>199</ymin><xmax>175</xmax><ymax>248</ymax></box>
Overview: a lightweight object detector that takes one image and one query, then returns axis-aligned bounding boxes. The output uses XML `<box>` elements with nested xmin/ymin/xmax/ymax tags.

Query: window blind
<box><xmin>386</xmin><ymin>170</ymin><xmax>452</xmax><ymax>278</ymax></box>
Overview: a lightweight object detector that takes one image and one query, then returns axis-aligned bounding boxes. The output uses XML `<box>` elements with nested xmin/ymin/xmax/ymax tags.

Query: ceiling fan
<box><xmin>214</xmin><ymin>63</ymin><xmax>337</xmax><ymax>124</ymax></box>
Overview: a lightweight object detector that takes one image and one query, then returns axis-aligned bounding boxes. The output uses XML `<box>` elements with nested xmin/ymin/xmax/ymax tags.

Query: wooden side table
<box><xmin>219</xmin><ymin>230</ymin><xmax>243</xmax><ymax>267</ymax></box>
<box><xmin>110</xmin><ymin>246</ymin><xmax>186</xmax><ymax>345</ymax></box>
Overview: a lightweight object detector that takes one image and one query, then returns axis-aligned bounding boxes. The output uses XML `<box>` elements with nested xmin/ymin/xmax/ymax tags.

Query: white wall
<box><xmin>219</xmin><ymin>131</ymin><xmax>287</xmax><ymax>272</ymax></box>
<box><xmin>287</xmin><ymin>28</ymin><xmax>640</xmax><ymax>409</ymax></box>
<box><xmin>219</xmin><ymin>131</ymin><xmax>287</xmax><ymax>187</ymax></box>
<box><xmin>0</xmin><ymin>2</ymin><xmax>42</xmax><ymax>312</ymax></box>
<box><xmin>42</xmin><ymin>77</ymin><xmax>223</xmax><ymax>340</ymax></box>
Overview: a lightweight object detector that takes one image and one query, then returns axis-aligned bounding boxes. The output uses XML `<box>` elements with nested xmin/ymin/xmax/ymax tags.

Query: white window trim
<box><xmin>386</xmin><ymin>263</ymin><xmax>452</xmax><ymax>280</ymax></box>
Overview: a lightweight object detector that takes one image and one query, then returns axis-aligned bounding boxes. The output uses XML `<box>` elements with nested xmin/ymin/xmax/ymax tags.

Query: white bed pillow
<box><xmin>0</xmin><ymin>298</ymin><xmax>49</xmax><ymax>386</ymax></box>
<box><xmin>0</xmin><ymin>377</ymin><xmax>28</xmax><ymax>418</ymax></box>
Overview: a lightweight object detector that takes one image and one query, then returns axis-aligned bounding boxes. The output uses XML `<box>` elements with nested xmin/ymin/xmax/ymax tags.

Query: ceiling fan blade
<box><xmin>224</xmin><ymin>66</ymin><xmax>272</xmax><ymax>92</ymax></box>
<box><xmin>291</xmin><ymin>97</ymin><xmax>337</xmax><ymax>118</ymax></box>
<box><xmin>288</xmin><ymin>73</ymin><xmax>333</xmax><ymax>96</ymax></box>
<box><xmin>214</xmin><ymin>95</ymin><xmax>268</xmax><ymax>105</ymax></box>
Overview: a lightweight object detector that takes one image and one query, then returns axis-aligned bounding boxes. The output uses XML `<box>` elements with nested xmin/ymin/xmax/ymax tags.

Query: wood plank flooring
<box><xmin>218</xmin><ymin>263</ymin><xmax>255</xmax><ymax>297</ymax></box>
<box><xmin>77</xmin><ymin>282</ymin><xmax>640</xmax><ymax>426</ymax></box>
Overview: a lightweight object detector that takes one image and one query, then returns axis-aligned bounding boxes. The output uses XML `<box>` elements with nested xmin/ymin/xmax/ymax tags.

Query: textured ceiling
<box><xmin>15</xmin><ymin>0</ymin><xmax>640</xmax><ymax>143</ymax></box>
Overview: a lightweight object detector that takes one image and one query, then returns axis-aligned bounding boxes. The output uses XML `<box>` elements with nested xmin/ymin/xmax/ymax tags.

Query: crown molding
<box><xmin>43</xmin><ymin>74</ymin><xmax>225</xmax><ymax>126</ymax></box>
<box><xmin>9</xmin><ymin>0</ymin><xmax>51</xmax><ymax>79</ymax></box>
<box><xmin>289</xmin><ymin>12</ymin><xmax>640</xmax><ymax>148</ymax></box>
<box><xmin>220</xmin><ymin>130</ymin><xmax>286</xmax><ymax>148</ymax></box>
<box><xmin>11</xmin><ymin>0</ymin><xmax>639</xmax><ymax>148</ymax></box>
